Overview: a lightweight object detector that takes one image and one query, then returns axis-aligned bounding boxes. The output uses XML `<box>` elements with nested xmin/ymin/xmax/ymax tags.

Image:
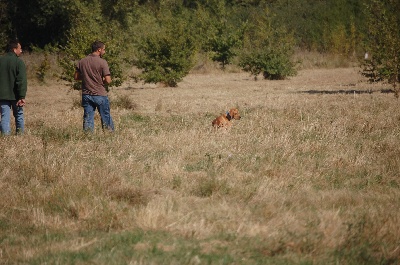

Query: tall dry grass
<box><xmin>1</xmin><ymin>65</ymin><xmax>399</xmax><ymax>264</ymax></box>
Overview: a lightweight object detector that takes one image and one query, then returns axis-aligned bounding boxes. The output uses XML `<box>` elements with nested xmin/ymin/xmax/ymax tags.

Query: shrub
<box><xmin>238</xmin><ymin>8</ymin><xmax>297</xmax><ymax>80</ymax></box>
<box><xmin>133</xmin><ymin>9</ymin><xmax>196</xmax><ymax>87</ymax></box>
<box><xmin>0</xmin><ymin>1</ymin><xmax>10</xmax><ymax>50</ymax></box>
<box><xmin>206</xmin><ymin>30</ymin><xmax>241</xmax><ymax>69</ymax></box>
<box><xmin>239</xmin><ymin>49</ymin><xmax>297</xmax><ymax>80</ymax></box>
<box><xmin>35</xmin><ymin>53</ymin><xmax>51</xmax><ymax>83</ymax></box>
<box><xmin>202</xmin><ymin>2</ymin><xmax>244</xmax><ymax>69</ymax></box>
<box><xmin>362</xmin><ymin>0</ymin><xmax>400</xmax><ymax>96</ymax></box>
<box><xmin>134</xmin><ymin>33</ymin><xmax>196</xmax><ymax>87</ymax></box>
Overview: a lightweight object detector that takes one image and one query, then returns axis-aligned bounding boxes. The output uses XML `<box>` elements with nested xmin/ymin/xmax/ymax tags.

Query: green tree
<box><xmin>185</xmin><ymin>0</ymin><xmax>249</xmax><ymax>58</ymax></box>
<box><xmin>271</xmin><ymin>0</ymin><xmax>365</xmax><ymax>54</ymax></box>
<box><xmin>201</xmin><ymin>1</ymin><xmax>244</xmax><ymax>69</ymax></box>
<box><xmin>206</xmin><ymin>24</ymin><xmax>243</xmax><ymax>69</ymax></box>
<box><xmin>0</xmin><ymin>0</ymin><xmax>10</xmax><ymax>50</ymax></box>
<box><xmin>133</xmin><ymin>5</ymin><xmax>196</xmax><ymax>87</ymax></box>
<box><xmin>6</xmin><ymin>0</ymin><xmax>72</xmax><ymax>48</ymax></box>
<box><xmin>363</xmin><ymin>0</ymin><xmax>400</xmax><ymax>97</ymax></box>
<box><xmin>238</xmin><ymin>7</ymin><xmax>297</xmax><ymax>80</ymax></box>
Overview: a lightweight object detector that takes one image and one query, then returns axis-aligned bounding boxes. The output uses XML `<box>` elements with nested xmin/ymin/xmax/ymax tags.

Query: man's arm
<box><xmin>74</xmin><ymin>70</ymin><xmax>81</xmax><ymax>80</ymax></box>
<box><xmin>103</xmin><ymin>74</ymin><xmax>112</xmax><ymax>85</ymax></box>
<box><xmin>16</xmin><ymin>60</ymin><xmax>27</xmax><ymax>99</ymax></box>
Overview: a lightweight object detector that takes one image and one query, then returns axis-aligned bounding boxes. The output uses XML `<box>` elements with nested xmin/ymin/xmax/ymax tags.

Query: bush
<box><xmin>35</xmin><ymin>53</ymin><xmax>51</xmax><ymax>84</ymax></box>
<box><xmin>362</xmin><ymin>0</ymin><xmax>400</xmax><ymax>97</ymax></box>
<box><xmin>202</xmin><ymin>2</ymin><xmax>244</xmax><ymax>69</ymax></box>
<box><xmin>133</xmin><ymin>12</ymin><xmax>196</xmax><ymax>87</ymax></box>
<box><xmin>0</xmin><ymin>1</ymin><xmax>10</xmax><ymax>50</ymax></box>
<box><xmin>239</xmin><ymin>48</ymin><xmax>297</xmax><ymax>80</ymax></box>
<box><xmin>206</xmin><ymin>30</ymin><xmax>241</xmax><ymax>69</ymax></box>
<box><xmin>238</xmin><ymin>8</ymin><xmax>297</xmax><ymax>80</ymax></box>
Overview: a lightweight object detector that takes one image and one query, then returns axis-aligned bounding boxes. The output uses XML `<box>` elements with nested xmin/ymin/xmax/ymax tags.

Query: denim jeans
<box><xmin>0</xmin><ymin>100</ymin><xmax>24</xmax><ymax>135</ymax></box>
<box><xmin>82</xmin><ymin>94</ymin><xmax>114</xmax><ymax>132</ymax></box>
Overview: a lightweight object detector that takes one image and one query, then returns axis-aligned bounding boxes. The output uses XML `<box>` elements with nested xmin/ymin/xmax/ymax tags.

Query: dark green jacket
<box><xmin>0</xmin><ymin>52</ymin><xmax>27</xmax><ymax>100</ymax></box>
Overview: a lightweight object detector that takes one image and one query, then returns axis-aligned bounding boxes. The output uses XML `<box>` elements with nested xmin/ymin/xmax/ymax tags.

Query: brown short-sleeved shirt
<box><xmin>76</xmin><ymin>54</ymin><xmax>110</xmax><ymax>96</ymax></box>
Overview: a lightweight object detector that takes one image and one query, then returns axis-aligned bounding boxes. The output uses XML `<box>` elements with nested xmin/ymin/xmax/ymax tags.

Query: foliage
<box><xmin>207</xmin><ymin>34</ymin><xmax>233</xmax><ymax>68</ymax></box>
<box><xmin>57</xmin><ymin>2</ymin><xmax>124</xmax><ymax>89</ymax></box>
<box><xmin>200</xmin><ymin>1</ymin><xmax>243</xmax><ymax>69</ymax></box>
<box><xmin>2</xmin><ymin>0</ymin><xmax>399</xmax><ymax>86</ymax></box>
<box><xmin>35</xmin><ymin>53</ymin><xmax>51</xmax><ymax>83</ymax></box>
<box><xmin>205</xmin><ymin>24</ymin><xmax>243</xmax><ymax>69</ymax></box>
<box><xmin>58</xmin><ymin>24</ymin><xmax>97</xmax><ymax>89</ymax></box>
<box><xmin>238</xmin><ymin>8</ymin><xmax>297</xmax><ymax>80</ymax></box>
<box><xmin>6</xmin><ymin>0</ymin><xmax>73</xmax><ymax>48</ymax></box>
<box><xmin>0</xmin><ymin>0</ymin><xmax>10</xmax><ymax>50</ymax></box>
<box><xmin>0</xmin><ymin>0</ymin><xmax>380</xmax><ymax>57</ymax></box>
<box><xmin>271</xmin><ymin>0</ymin><xmax>364</xmax><ymax>54</ymax></box>
<box><xmin>329</xmin><ymin>22</ymin><xmax>357</xmax><ymax>56</ymax></box>
<box><xmin>134</xmin><ymin>32</ymin><xmax>196</xmax><ymax>87</ymax></box>
<box><xmin>133</xmin><ymin>7</ymin><xmax>196</xmax><ymax>87</ymax></box>
<box><xmin>240</xmin><ymin>49</ymin><xmax>297</xmax><ymax>80</ymax></box>
<box><xmin>100</xmin><ymin>0</ymin><xmax>139</xmax><ymax>27</ymax></box>
<box><xmin>362</xmin><ymin>0</ymin><xmax>400</xmax><ymax>97</ymax></box>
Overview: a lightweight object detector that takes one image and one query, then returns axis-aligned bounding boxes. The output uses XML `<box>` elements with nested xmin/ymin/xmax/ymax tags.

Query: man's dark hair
<box><xmin>7</xmin><ymin>40</ymin><xmax>20</xmax><ymax>52</ymax></box>
<box><xmin>91</xmin><ymin>40</ymin><xmax>105</xmax><ymax>52</ymax></box>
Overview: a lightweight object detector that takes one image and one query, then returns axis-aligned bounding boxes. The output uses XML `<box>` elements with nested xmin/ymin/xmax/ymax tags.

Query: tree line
<box><xmin>0</xmin><ymin>0</ymin><xmax>399</xmax><ymax>89</ymax></box>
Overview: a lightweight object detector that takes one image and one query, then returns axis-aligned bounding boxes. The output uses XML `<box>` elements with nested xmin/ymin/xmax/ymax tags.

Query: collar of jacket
<box><xmin>6</xmin><ymin>52</ymin><xmax>18</xmax><ymax>57</ymax></box>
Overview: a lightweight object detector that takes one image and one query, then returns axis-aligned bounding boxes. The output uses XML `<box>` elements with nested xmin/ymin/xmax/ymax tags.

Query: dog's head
<box><xmin>229</xmin><ymin>108</ymin><xmax>241</xmax><ymax>120</ymax></box>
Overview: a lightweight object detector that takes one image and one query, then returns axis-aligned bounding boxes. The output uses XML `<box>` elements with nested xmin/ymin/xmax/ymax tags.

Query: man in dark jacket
<box><xmin>0</xmin><ymin>40</ymin><xmax>27</xmax><ymax>135</ymax></box>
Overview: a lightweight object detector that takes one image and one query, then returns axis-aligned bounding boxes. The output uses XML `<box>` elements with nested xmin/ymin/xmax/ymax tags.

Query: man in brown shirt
<box><xmin>74</xmin><ymin>40</ymin><xmax>114</xmax><ymax>132</ymax></box>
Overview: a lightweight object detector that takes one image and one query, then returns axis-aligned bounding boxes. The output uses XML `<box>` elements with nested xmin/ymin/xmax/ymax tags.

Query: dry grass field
<box><xmin>1</xmin><ymin>66</ymin><xmax>400</xmax><ymax>264</ymax></box>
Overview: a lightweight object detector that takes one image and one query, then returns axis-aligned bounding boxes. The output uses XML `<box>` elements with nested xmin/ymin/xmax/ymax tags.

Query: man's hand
<box><xmin>17</xmin><ymin>99</ymin><xmax>26</xmax><ymax>107</ymax></box>
<box><xmin>74</xmin><ymin>70</ymin><xmax>81</xmax><ymax>81</ymax></box>
<box><xmin>103</xmin><ymin>75</ymin><xmax>112</xmax><ymax>85</ymax></box>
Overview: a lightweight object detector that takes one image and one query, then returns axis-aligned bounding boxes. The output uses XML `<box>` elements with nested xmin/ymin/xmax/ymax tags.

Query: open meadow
<box><xmin>1</xmin><ymin>67</ymin><xmax>400</xmax><ymax>264</ymax></box>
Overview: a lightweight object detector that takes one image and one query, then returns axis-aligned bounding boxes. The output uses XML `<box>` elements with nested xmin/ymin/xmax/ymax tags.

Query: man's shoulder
<box><xmin>92</xmin><ymin>54</ymin><xmax>107</xmax><ymax>62</ymax></box>
<box><xmin>82</xmin><ymin>54</ymin><xmax>107</xmax><ymax>62</ymax></box>
<box><xmin>0</xmin><ymin>52</ymin><xmax>13</xmax><ymax>59</ymax></box>
<box><xmin>0</xmin><ymin>53</ymin><xmax>23</xmax><ymax>64</ymax></box>
<box><xmin>79</xmin><ymin>55</ymin><xmax>90</xmax><ymax>62</ymax></box>
<box><xmin>90</xmin><ymin>55</ymin><xmax>109</xmax><ymax>67</ymax></box>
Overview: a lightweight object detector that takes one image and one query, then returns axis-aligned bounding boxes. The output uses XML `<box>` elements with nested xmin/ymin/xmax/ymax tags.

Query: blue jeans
<box><xmin>82</xmin><ymin>94</ymin><xmax>114</xmax><ymax>132</ymax></box>
<box><xmin>0</xmin><ymin>100</ymin><xmax>24</xmax><ymax>135</ymax></box>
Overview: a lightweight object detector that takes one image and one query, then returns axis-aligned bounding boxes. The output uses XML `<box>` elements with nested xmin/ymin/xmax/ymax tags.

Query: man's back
<box><xmin>77</xmin><ymin>54</ymin><xmax>110</xmax><ymax>96</ymax></box>
<box><xmin>0</xmin><ymin>52</ymin><xmax>27</xmax><ymax>100</ymax></box>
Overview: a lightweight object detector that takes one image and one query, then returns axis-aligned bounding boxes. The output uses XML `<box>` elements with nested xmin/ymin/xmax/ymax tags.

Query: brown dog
<box><xmin>212</xmin><ymin>108</ymin><xmax>241</xmax><ymax>129</ymax></box>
